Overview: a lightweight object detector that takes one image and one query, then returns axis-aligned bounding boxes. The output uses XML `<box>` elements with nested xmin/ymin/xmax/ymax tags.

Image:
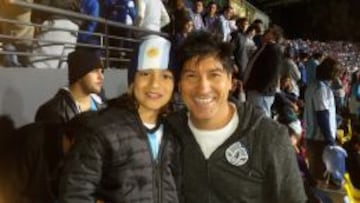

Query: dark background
<box><xmin>250</xmin><ymin>0</ymin><xmax>360</xmax><ymax>42</ymax></box>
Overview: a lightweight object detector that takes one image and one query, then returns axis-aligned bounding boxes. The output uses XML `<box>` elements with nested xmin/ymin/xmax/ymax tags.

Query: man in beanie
<box><xmin>35</xmin><ymin>49</ymin><xmax>105</xmax><ymax>125</ymax></box>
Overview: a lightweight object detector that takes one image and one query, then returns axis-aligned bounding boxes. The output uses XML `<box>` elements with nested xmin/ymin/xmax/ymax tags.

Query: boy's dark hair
<box><xmin>177</xmin><ymin>31</ymin><xmax>234</xmax><ymax>76</ymax></box>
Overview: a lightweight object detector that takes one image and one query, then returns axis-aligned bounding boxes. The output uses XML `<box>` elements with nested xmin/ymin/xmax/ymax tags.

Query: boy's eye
<box><xmin>163</xmin><ymin>73</ymin><xmax>174</xmax><ymax>80</ymax></box>
<box><xmin>138</xmin><ymin>71</ymin><xmax>150</xmax><ymax>76</ymax></box>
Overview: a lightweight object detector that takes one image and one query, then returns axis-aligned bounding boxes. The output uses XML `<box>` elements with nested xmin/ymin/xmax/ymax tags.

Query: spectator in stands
<box><xmin>77</xmin><ymin>0</ymin><xmax>101</xmax><ymax>46</ymax></box>
<box><xmin>349</xmin><ymin>71</ymin><xmax>360</xmax><ymax>118</ymax></box>
<box><xmin>135</xmin><ymin>0</ymin><xmax>170</xmax><ymax>32</ymax></box>
<box><xmin>30</xmin><ymin>0</ymin><xmax>81</xmax><ymax>69</ymax></box>
<box><xmin>219</xmin><ymin>5</ymin><xmax>234</xmax><ymax>42</ymax></box>
<box><xmin>297</xmin><ymin>51</ymin><xmax>309</xmax><ymax>99</ymax></box>
<box><xmin>0</xmin><ymin>0</ymin><xmax>34</xmax><ymax>67</ymax></box>
<box><xmin>59</xmin><ymin>35</ymin><xmax>179</xmax><ymax>203</ymax></box>
<box><xmin>168</xmin><ymin>31</ymin><xmax>306</xmax><ymax>202</ymax></box>
<box><xmin>304</xmin><ymin>57</ymin><xmax>341</xmax><ymax>183</ymax></box>
<box><xmin>230</xmin><ymin>18</ymin><xmax>248</xmax><ymax>80</ymax></box>
<box><xmin>191</xmin><ymin>0</ymin><xmax>205</xmax><ymax>31</ymax></box>
<box><xmin>282</xmin><ymin>46</ymin><xmax>301</xmax><ymax>98</ymax></box>
<box><xmin>251</xmin><ymin>18</ymin><xmax>264</xmax><ymax>48</ymax></box>
<box><xmin>104</xmin><ymin>0</ymin><xmax>137</xmax><ymax>67</ymax></box>
<box><xmin>203</xmin><ymin>1</ymin><xmax>221</xmax><ymax>36</ymax></box>
<box><xmin>173</xmin><ymin>12</ymin><xmax>194</xmax><ymax>49</ymax></box>
<box><xmin>235</xmin><ymin>17</ymin><xmax>249</xmax><ymax>34</ymax></box>
<box><xmin>305</xmin><ymin>52</ymin><xmax>323</xmax><ymax>85</ymax></box>
<box><xmin>170</xmin><ymin>0</ymin><xmax>192</xmax><ymax>35</ymax></box>
<box><xmin>244</xmin><ymin>24</ymin><xmax>284</xmax><ymax>117</ymax></box>
<box><xmin>244</xmin><ymin>24</ymin><xmax>257</xmax><ymax>57</ymax></box>
<box><xmin>35</xmin><ymin>49</ymin><xmax>105</xmax><ymax>124</ymax></box>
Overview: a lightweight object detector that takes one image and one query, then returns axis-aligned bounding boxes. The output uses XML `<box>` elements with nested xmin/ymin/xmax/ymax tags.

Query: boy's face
<box><xmin>134</xmin><ymin>69</ymin><xmax>174</xmax><ymax>114</ymax></box>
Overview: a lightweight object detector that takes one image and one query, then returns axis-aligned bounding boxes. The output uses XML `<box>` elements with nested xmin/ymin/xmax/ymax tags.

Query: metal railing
<box><xmin>0</xmin><ymin>0</ymin><xmax>168</xmax><ymax>69</ymax></box>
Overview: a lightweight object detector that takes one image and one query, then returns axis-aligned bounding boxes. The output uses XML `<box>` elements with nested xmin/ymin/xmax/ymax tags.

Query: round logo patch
<box><xmin>225</xmin><ymin>141</ymin><xmax>249</xmax><ymax>166</ymax></box>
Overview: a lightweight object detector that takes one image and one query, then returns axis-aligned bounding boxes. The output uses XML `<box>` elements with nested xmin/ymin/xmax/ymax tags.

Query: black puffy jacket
<box><xmin>35</xmin><ymin>88</ymin><xmax>104</xmax><ymax>124</ymax></box>
<box><xmin>59</xmin><ymin>94</ymin><xmax>180</xmax><ymax>203</ymax></box>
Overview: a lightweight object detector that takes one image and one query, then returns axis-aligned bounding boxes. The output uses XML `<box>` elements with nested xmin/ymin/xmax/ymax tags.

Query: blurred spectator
<box><xmin>305</xmin><ymin>52</ymin><xmax>323</xmax><ymax>85</ymax></box>
<box><xmin>304</xmin><ymin>57</ymin><xmax>341</xmax><ymax>183</ymax></box>
<box><xmin>170</xmin><ymin>0</ymin><xmax>192</xmax><ymax>34</ymax></box>
<box><xmin>190</xmin><ymin>0</ymin><xmax>205</xmax><ymax>31</ymax></box>
<box><xmin>230</xmin><ymin>18</ymin><xmax>248</xmax><ymax>80</ymax></box>
<box><xmin>173</xmin><ymin>12</ymin><xmax>193</xmax><ymax>49</ymax></box>
<box><xmin>282</xmin><ymin>46</ymin><xmax>301</xmax><ymax>97</ymax></box>
<box><xmin>203</xmin><ymin>1</ymin><xmax>221</xmax><ymax>37</ymax></box>
<box><xmin>104</xmin><ymin>0</ymin><xmax>136</xmax><ymax>67</ymax></box>
<box><xmin>35</xmin><ymin>49</ymin><xmax>105</xmax><ymax>124</ymax></box>
<box><xmin>77</xmin><ymin>0</ymin><xmax>101</xmax><ymax>46</ymax></box>
<box><xmin>135</xmin><ymin>0</ymin><xmax>170</xmax><ymax>32</ymax></box>
<box><xmin>219</xmin><ymin>5</ymin><xmax>234</xmax><ymax>42</ymax></box>
<box><xmin>244</xmin><ymin>25</ymin><xmax>284</xmax><ymax>117</ymax></box>
<box><xmin>244</xmin><ymin>25</ymin><xmax>257</xmax><ymax>57</ymax></box>
<box><xmin>30</xmin><ymin>0</ymin><xmax>81</xmax><ymax>69</ymax></box>
<box><xmin>349</xmin><ymin>71</ymin><xmax>360</xmax><ymax>118</ymax></box>
<box><xmin>0</xmin><ymin>0</ymin><xmax>34</xmax><ymax>67</ymax></box>
<box><xmin>251</xmin><ymin>18</ymin><xmax>263</xmax><ymax>48</ymax></box>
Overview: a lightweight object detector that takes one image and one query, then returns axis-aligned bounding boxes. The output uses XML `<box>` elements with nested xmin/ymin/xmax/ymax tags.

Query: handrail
<box><xmin>0</xmin><ymin>34</ymin><xmax>133</xmax><ymax>52</ymax></box>
<box><xmin>8</xmin><ymin>0</ymin><xmax>168</xmax><ymax>37</ymax></box>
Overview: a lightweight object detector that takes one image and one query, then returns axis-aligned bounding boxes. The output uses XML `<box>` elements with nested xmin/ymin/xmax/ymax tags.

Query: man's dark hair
<box><xmin>177</xmin><ymin>31</ymin><xmax>234</xmax><ymax>76</ymax></box>
<box><xmin>316</xmin><ymin>57</ymin><xmax>340</xmax><ymax>81</ymax></box>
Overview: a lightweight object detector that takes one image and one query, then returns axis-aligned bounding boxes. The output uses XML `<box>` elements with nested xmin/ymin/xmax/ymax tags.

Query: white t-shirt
<box><xmin>305</xmin><ymin>81</ymin><xmax>336</xmax><ymax>141</ymax></box>
<box><xmin>188</xmin><ymin>104</ymin><xmax>239</xmax><ymax>159</ymax></box>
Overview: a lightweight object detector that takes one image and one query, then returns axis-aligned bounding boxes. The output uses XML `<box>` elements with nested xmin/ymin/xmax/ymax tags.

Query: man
<box><xmin>30</xmin><ymin>0</ymin><xmax>81</xmax><ymax>69</ymax></box>
<box><xmin>244</xmin><ymin>25</ymin><xmax>284</xmax><ymax>117</ymax></box>
<box><xmin>168</xmin><ymin>31</ymin><xmax>306</xmax><ymax>202</ymax></box>
<box><xmin>135</xmin><ymin>0</ymin><xmax>170</xmax><ymax>32</ymax></box>
<box><xmin>304</xmin><ymin>57</ymin><xmax>341</xmax><ymax>184</ymax></box>
<box><xmin>230</xmin><ymin>17</ymin><xmax>249</xmax><ymax>80</ymax></box>
<box><xmin>219</xmin><ymin>5</ymin><xmax>234</xmax><ymax>42</ymax></box>
<box><xmin>191</xmin><ymin>0</ymin><xmax>205</xmax><ymax>31</ymax></box>
<box><xmin>35</xmin><ymin>49</ymin><xmax>105</xmax><ymax>124</ymax></box>
<box><xmin>0</xmin><ymin>0</ymin><xmax>34</xmax><ymax>67</ymax></box>
<box><xmin>203</xmin><ymin>1</ymin><xmax>221</xmax><ymax>35</ymax></box>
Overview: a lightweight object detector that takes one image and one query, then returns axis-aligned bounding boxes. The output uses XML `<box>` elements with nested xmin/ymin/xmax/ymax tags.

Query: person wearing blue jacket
<box><xmin>77</xmin><ymin>0</ymin><xmax>100</xmax><ymax>45</ymax></box>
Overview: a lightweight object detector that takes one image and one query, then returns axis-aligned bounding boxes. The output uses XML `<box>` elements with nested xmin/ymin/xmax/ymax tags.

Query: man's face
<box><xmin>179</xmin><ymin>55</ymin><xmax>233</xmax><ymax>129</ymax></box>
<box><xmin>133</xmin><ymin>69</ymin><xmax>174</xmax><ymax>115</ymax></box>
<box><xmin>79</xmin><ymin>67</ymin><xmax>104</xmax><ymax>94</ymax></box>
<box><xmin>209</xmin><ymin>3</ymin><xmax>217</xmax><ymax>15</ymax></box>
<box><xmin>195</xmin><ymin>1</ymin><xmax>203</xmax><ymax>14</ymax></box>
<box><xmin>239</xmin><ymin>20</ymin><xmax>249</xmax><ymax>32</ymax></box>
<box><xmin>224</xmin><ymin>8</ymin><xmax>234</xmax><ymax>20</ymax></box>
<box><xmin>184</xmin><ymin>20</ymin><xmax>194</xmax><ymax>33</ymax></box>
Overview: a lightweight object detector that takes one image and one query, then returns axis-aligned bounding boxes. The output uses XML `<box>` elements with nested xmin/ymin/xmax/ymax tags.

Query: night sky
<box><xmin>252</xmin><ymin>0</ymin><xmax>360</xmax><ymax>42</ymax></box>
